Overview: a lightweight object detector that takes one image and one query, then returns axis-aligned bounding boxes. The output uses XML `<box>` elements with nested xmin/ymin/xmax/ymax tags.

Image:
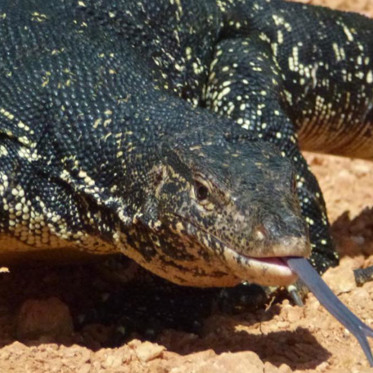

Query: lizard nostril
<box><xmin>254</xmin><ymin>224</ymin><xmax>268</xmax><ymax>241</ymax></box>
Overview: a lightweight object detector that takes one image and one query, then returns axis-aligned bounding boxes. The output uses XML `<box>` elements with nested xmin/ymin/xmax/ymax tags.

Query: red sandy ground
<box><xmin>0</xmin><ymin>1</ymin><xmax>373</xmax><ymax>372</ymax></box>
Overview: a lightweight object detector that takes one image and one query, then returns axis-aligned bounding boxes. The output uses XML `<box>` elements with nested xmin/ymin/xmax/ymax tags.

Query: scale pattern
<box><xmin>0</xmin><ymin>0</ymin><xmax>372</xmax><ymax>287</ymax></box>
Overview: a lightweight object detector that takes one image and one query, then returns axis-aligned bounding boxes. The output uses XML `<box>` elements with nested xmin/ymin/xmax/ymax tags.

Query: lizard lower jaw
<box><xmin>222</xmin><ymin>247</ymin><xmax>299</xmax><ymax>286</ymax></box>
<box><xmin>245</xmin><ymin>256</ymin><xmax>298</xmax><ymax>286</ymax></box>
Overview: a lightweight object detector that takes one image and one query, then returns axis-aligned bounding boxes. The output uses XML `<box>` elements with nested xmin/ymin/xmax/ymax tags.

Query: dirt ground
<box><xmin>1</xmin><ymin>1</ymin><xmax>373</xmax><ymax>372</ymax></box>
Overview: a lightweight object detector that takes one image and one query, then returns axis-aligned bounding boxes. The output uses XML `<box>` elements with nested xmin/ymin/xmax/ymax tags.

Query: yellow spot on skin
<box><xmin>216</xmin><ymin>87</ymin><xmax>231</xmax><ymax>102</ymax></box>
<box><xmin>41</xmin><ymin>71</ymin><xmax>51</xmax><ymax>87</ymax></box>
<box><xmin>342</xmin><ymin>25</ymin><xmax>354</xmax><ymax>41</ymax></box>
<box><xmin>185</xmin><ymin>47</ymin><xmax>192</xmax><ymax>61</ymax></box>
<box><xmin>93</xmin><ymin>118</ymin><xmax>102</xmax><ymax>128</ymax></box>
<box><xmin>355</xmin><ymin>71</ymin><xmax>364</xmax><ymax>79</ymax></box>
<box><xmin>277</xmin><ymin>30</ymin><xmax>283</xmax><ymax>44</ymax></box>
<box><xmin>0</xmin><ymin>145</ymin><xmax>8</xmax><ymax>157</ymax></box>
<box><xmin>0</xmin><ymin>108</ymin><xmax>15</xmax><ymax>120</ymax></box>
<box><xmin>367</xmin><ymin>71</ymin><xmax>373</xmax><ymax>84</ymax></box>
<box><xmin>31</xmin><ymin>12</ymin><xmax>48</xmax><ymax>22</ymax></box>
<box><xmin>332</xmin><ymin>43</ymin><xmax>342</xmax><ymax>62</ymax></box>
<box><xmin>174</xmin><ymin>63</ymin><xmax>184</xmax><ymax>71</ymax></box>
<box><xmin>175</xmin><ymin>222</ymin><xmax>184</xmax><ymax>233</ymax></box>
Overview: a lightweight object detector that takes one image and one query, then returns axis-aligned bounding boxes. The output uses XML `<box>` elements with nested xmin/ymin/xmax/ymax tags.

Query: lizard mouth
<box><xmin>170</xmin><ymin>215</ymin><xmax>305</xmax><ymax>287</ymax></box>
<box><xmin>163</xmin><ymin>213</ymin><xmax>308</xmax><ymax>287</ymax></box>
<box><xmin>221</xmin><ymin>244</ymin><xmax>299</xmax><ymax>286</ymax></box>
<box><xmin>192</xmin><ymin>223</ymin><xmax>305</xmax><ymax>286</ymax></box>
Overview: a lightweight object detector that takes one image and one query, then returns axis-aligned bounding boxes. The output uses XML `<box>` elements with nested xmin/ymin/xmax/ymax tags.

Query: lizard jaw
<box><xmin>221</xmin><ymin>246</ymin><xmax>300</xmax><ymax>286</ymax></box>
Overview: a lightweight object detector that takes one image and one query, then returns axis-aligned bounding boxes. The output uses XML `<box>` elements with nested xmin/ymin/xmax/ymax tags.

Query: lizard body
<box><xmin>0</xmin><ymin>0</ymin><xmax>372</xmax><ymax>287</ymax></box>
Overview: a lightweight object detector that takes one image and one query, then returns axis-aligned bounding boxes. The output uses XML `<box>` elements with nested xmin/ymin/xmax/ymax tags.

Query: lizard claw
<box><xmin>286</xmin><ymin>283</ymin><xmax>304</xmax><ymax>307</ymax></box>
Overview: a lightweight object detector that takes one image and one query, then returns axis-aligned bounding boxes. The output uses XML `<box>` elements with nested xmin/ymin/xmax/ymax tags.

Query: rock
<box><xmin>129</xmin><ymin>340</ymin><xmax>166</xmax><ymax>362</ymax></box>
<box><xmin>170</xmin><ymin>351</ymin><xmax>264</xmax><ymax>373</ymax></box>
<box><xmin>16</xmin><ymin>297</ymin><xmax>73</xmax><ymax>341</ymax></box>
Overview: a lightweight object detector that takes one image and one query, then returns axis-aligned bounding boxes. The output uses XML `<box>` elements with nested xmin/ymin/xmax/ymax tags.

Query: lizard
<box><xmin>0</xmin><ymin>0</ymin><xmax>372</xmax><ymax>362</ymax></box>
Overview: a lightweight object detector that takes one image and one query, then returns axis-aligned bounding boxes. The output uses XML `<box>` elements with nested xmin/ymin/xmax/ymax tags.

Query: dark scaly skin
<box><xmin>0</xmin><ymin>0</ymin><xmax>309</xmax><ymax>288</ymax></box>
<box><xmin>0</xmin><ymin>0</ymin><xmax>372</xmax><ymax>324</ymax></box>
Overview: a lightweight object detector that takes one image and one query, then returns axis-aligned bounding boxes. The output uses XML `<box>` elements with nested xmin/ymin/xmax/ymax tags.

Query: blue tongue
<box><xmin>284</xmin><ymin>257</ymin><xmax>373</xmax><ymax>366</ymax></box>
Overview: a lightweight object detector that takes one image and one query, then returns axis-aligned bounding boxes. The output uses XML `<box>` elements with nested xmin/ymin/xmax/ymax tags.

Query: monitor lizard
<box><xmin>0</xmin><ymin>0</ymin><xmax>372</xmax><ymax>363</ymax></box>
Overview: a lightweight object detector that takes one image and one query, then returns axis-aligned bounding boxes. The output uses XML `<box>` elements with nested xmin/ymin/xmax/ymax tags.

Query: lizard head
<box><xmin>131</xmin><ymin>130</ymin><xmax>311</xmax><ymax>287</ymax></box>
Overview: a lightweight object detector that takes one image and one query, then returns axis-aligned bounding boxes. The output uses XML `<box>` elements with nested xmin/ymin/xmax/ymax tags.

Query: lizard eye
<box><xmin>194</xmin><ymin>181</ymin><xmax>209</xmax><ymax>202</ymax></box>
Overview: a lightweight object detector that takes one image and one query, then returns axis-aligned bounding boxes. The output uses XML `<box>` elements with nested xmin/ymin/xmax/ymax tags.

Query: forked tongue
<box><xmin>284</xmin><ymin>257</ymin><xmax>373</xmax><ymax>366</ymax></box>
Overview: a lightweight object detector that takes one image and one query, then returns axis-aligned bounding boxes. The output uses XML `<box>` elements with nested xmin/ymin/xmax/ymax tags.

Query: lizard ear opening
<box><xmin>153</xmin><ymin>164</ymin><xmax>166</xmax><ymax>187</ymax></box>
<box><xmin>132</xmin><ymin>165</ymin><xmax>168</xmax><ymax>229</ymax></box>
<box><xmin>151</xmin><ymin>164</ymin><xmax>169</xmax><ymax>199</ymax></box>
